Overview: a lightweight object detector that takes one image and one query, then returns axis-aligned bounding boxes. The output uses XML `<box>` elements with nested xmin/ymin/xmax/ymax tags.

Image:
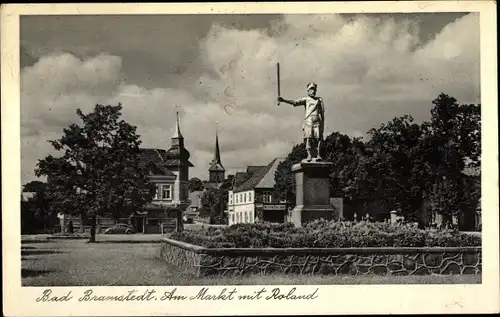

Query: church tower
<box><xmin>164</xmin><ymin>108</ymin><xmax>194</xmax><ymax>205</ymax></box>
<box><xmin>208</xmin><ymin>122</ymin><xmax>225</xmax><ymax>184</ymax></box>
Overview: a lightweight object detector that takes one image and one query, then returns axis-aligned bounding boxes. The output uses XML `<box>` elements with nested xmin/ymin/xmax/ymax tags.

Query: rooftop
<box><xmin>138</xmin><ymin>148</ymin><xmax>175</xmax><ymax>176</ymax></box>
<box><xmin>233</xmin><ymin>158</ymin><xmax>285</xmax><ymax>193</ymax></box>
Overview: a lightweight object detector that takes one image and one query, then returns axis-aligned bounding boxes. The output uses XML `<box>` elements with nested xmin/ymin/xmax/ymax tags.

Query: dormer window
<box><xmin>162</xmin><ymin>184</ymin><xmax>172</xmax><ymax>200</ymax></box>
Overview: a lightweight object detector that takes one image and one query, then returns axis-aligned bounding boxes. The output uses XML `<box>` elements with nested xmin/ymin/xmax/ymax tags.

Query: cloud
<box><xmin>21</xmin><ymin>13</ymin><xmax>480</xmax><ymax>184</ymax></box>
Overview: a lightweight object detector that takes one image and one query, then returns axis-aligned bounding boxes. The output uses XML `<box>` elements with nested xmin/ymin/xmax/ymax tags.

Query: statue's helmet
<box><xmin>306</xmin><ymin>82</ymin><xmax>317</xmax><ymax>90</ymax></box>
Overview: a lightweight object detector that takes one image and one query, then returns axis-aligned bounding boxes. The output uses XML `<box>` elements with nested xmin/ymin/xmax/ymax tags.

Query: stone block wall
<box><xmin>160</xmin><ymin>238</ymin><xmax>481</xmax><ymax>278</ymax></box>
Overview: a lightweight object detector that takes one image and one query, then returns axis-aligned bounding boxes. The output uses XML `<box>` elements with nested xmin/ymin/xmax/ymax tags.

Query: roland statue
<box><xmin>278</xmin><ymin>82</ymin><xmax>325</xmax><ymax>162</ymax></box>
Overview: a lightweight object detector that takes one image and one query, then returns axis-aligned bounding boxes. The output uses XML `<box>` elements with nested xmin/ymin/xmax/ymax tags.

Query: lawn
<box><xmin>21</xmin><ymin>238</ymin><xmax>481</xmax><ymax>286</ymax></box>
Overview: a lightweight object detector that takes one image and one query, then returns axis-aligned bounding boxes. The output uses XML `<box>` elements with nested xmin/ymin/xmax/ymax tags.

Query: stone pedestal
<box><xmin>290</xmin><ymin>162</ymin><xmax>335</xmax><ymax>227</ymax></box>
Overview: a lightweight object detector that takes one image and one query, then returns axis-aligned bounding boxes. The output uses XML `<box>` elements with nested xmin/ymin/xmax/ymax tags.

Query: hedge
<box><xmin>170</xmin><ymin>220</ymin><xmax>481</xmax><ymax>248</ymax></box>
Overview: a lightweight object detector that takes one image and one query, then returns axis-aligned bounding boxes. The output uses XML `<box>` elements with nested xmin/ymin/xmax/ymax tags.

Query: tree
<box><xmin>200</xmin><ymin>187</ymin><xmax>227</xmax><ymax>224</ymax></box>
<box><xmin>35</xmin><ymin>104</ymin><xmax>155</xmax><ymax>242</ymax></box>
<box><xmin>322</xmin><ymin>132</ymin><xmax>366</xmax><ymax>198</ymax></box>
<box><xmin>355</xmin><ymin>94</ymin><xmax>481</xmax><ymax>226</ymax></box>
<box><xmin>274</xmin><ymin>143</ymin><xmax>307</xmax><ymax>205</ymax></box>
<box><xmin>21</xmin><ymin>181</ymin><xmax>55</xmax><ymax>234</ymax></box>
<box><xmin>425</xmin><ymin>93</ymin><xmax>481</xmax><ymax>227</ymax></box>
<box><xmin>23</xmin><ymin>180</ymin><xmax>48</xmax><ymax>193</ymax></box>
<box><xmin>429</xmin><ymin>93</ymin><xmax>481</xmax><ymax>170</ymax></box>
<box><xmin>188</xmin><ymin>177</ymin><xmax>204</xmax><ymax>192</ymax></box>
<box><xmin>363</xmin><ymin>114</ymin><xmax>432</xmax><ymax>222</ymax></box>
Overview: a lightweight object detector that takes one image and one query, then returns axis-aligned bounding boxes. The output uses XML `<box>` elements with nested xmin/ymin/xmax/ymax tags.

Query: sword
<box><xmin>277</xmin><ymin>62</ymin><xmax>281</xmax><ymax>106</ymax></box>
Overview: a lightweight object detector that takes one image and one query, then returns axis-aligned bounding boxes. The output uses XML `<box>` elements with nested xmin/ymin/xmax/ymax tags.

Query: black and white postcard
<box><xmin>2</xmin><ymin>1</ymin><xmax>499</xmax><ymax>316</ymax></box>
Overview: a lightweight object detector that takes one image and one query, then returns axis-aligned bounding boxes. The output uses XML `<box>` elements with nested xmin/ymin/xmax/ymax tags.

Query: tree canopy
<box><xmin>35</xmin><ymin>104</ymin><xmax>155</xmax><ymax>241</ymax></box>
<box><xmin>189</xmin><ymin>177</ymin><xmax>204</xmax><ymax>192</ymax></box>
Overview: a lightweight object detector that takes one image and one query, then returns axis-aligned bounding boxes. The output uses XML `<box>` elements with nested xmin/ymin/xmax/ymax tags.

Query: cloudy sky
<box><xmin>20</xmin><ymin>13</ymin><xmax>480</xmax><ymax>184</ymax></box>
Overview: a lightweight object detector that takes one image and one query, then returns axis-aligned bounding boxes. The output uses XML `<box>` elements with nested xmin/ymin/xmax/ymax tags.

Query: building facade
<box><xmin>227</xmin><ymin>158</ymin><xmax>287</xmax><ymax>225</ymax></box>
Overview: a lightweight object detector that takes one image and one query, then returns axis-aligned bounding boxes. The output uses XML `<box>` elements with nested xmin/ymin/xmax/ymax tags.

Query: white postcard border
<box><xmin>2</xmin><ymin>2</ymin><xmax>498</xmax><ymax>316</ymax></box>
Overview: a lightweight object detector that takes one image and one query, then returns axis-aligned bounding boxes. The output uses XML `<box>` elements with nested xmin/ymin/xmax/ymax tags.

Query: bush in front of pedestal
<box><xmin>169</xmin><ymin>221</ymin><xmax>481</xmax><ymax>248</ymax></box>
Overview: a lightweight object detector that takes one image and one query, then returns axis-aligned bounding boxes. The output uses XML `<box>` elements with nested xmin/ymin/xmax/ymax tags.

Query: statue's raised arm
<box><xmin>277</xmin><ymin>96</ymin><xmax>306</xmax><ymax>107</ymax></box>
<box><xmin>280</xmin><ymin>82</ymin><xmax>325</xmax><ymax>162</ymax></box>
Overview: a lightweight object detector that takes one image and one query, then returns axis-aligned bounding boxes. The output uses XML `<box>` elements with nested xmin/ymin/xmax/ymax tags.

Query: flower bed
<box><xmin>171</xmin><ymin>220</ymin><xmax>481</xmax><ymax>248</ymax></box>
<box><xmin>162</xmin><ymin>221</ymin><xmax>481</xmax><ymax>277</ymax></box>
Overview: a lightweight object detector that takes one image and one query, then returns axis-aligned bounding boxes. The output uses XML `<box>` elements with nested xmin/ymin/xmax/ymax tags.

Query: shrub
<box><xmin>170</xmin><ymin>221</ymin><xmax>481</xmax><ymax>248</ymax></box>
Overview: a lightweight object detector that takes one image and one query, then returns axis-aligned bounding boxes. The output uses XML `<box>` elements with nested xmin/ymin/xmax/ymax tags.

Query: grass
<box><xmin>21</xmin><ymin>239</ymin><xmax>481</xmax><ymax>286</ymax></box>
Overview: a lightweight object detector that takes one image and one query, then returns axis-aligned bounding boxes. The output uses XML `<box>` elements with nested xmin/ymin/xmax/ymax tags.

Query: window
<box><xmin>249</xmin><ymin>192</ymin><xmax>252</xmax><ymax>202</ymax></box>
<box><xmin>162</xmin><ymin>185</ymin><xmax>172</xmax><ymax>200</ymax></box>
<box><xmin>231</xmin><ymin>214</ymin><xmax>235</xmax><ymax>224</ymax></box>
<box><xmin>154</xmin><ymin>185</ymin><xmax>160</xmax><ymax>200</ymax></box>
<box><xmin>249</xmin><ymin>212</ymin><xmax>253</xmax><ymax>223</ymax></box>
<box><xmin>244</xmin><ymin>212</ymin><xmax>248</xmax><ymax>222</ymax></box>
<box><xmin>244</xmin><ymin>193</ymin><xmax>247</xmax><ymax>203</ymax></box>
<box><xmin>263</xmin><ymin>192</ymin><xmax>272</xmax><ymax>203</ymax></box>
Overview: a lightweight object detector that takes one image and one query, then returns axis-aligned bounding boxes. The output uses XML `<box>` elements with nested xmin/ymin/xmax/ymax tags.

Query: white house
<box><xmin>227</xmin><ymin>158</ymin><xmax>287</xmax><ymax>225</ymax></box>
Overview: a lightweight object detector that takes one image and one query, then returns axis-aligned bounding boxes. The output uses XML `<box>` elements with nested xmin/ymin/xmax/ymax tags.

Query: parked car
<box><xmin>103</xmin><ymin>223</ymin><xmax>134</xmax><ymax>234</ymax></box>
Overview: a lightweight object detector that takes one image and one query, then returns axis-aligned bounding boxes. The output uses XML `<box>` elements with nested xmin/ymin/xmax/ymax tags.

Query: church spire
<box><xmin>209</xmin><ymin>122</ymin><xmax>225</xmax><ymax>183</ymax></box>
<box><xmin>172</xmin><ymin>106</ymin><xmax>183</xmax><ymax>139</ymax></box>
<box><xmin>212</xmin><ymin>121</ymin><xmax>222</xmax><ymax>165</ymax></box>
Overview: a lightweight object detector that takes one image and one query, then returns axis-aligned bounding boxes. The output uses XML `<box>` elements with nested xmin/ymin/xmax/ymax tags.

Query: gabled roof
<box><xmin>138</xmin><ymin>148</ymin><xmax>166</xmax><ymax>168</ymax></box>
<box><xmin>233</xmin><ymin>158</ymin><xmax>284</xmax><ymax>193</ymax></box>
<box><xmin>247</xmin><ymin>166</ymin><xmax>266</xmax><ymax>175</ymax></box>
<box><xmin>255</xmin><ymin>158</ymin><xmax>285</xmax><ymax>188</ymax></box>
<box><xmin>138</xmin><ymin>148</ymin><xmax>175</xmax><ymax>176</ymax></box>
<box><xmin>231</xmin><ymin>172</ymin><xmax>250</xmax><ymax>189</ymax></box>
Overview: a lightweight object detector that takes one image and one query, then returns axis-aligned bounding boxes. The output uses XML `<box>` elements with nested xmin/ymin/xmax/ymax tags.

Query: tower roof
<box><xmin>165</xmin><ymin>107</ymin><xmax>194</xmax><ymax>167</ymax></box>
<box><xmin>209</xmin><ymin>122</ymin><xmax>225</xmax><ymax>172</ymax></box>
<box><xmin>172</xmin><ymin>107</ymin><xmax>183</xmax><ymax>139</ymax></box>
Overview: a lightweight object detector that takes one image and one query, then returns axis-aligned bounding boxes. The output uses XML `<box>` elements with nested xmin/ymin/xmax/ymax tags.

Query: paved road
<box><xmin>21</xmin><ymin>239</ymin><xmax>182</xmax><ymax>286</ymax></box>
<box><xmin>21</xmin><ymin>223</ymin><xmax>226</xmax><ymax>242</ymax></box>
<box><xmin>22</xmin><ymin>233</ymin><xmax>165</xmax><ymax>242</ymax></box>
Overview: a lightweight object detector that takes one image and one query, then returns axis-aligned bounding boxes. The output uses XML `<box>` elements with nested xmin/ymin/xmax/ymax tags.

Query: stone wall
<box><xmin>160</xmin><ymin>238</ymin><xmax>481</xmax><ymax>278</ymax></box>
